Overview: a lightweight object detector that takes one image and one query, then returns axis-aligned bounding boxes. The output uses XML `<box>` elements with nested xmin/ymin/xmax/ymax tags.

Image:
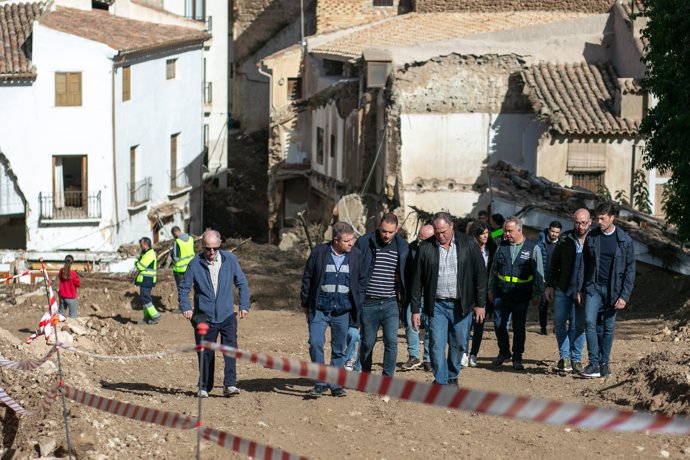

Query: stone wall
<box><xmin>413</xmin><ymin>0</ymin><xmax>614</xmax><ymax>13</ymax></box>
<box><xmin>393</xmin><ymin>54</ymin><xmax>531</xmax><ymax>114</ymax></box>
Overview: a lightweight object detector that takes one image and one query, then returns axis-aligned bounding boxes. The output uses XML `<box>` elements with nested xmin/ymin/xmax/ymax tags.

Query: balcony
<box><xmin>128</xmin><ymin>177</ymin><xmax>152</xmax><ymax>209</ymax></box>
<box><xmin>169</xmin><ymin>168</ymin><xmax>192</xmax><ymax>197</ymax></box>
<box><xmin>39</xmin><ymin>191</ymin><xmax>101</xmax><ymax>222</ymax></box>
<box><xmin>204</xmin><ymin>81</ymin><xmax>212</xmax><ymax>105</ymax></box>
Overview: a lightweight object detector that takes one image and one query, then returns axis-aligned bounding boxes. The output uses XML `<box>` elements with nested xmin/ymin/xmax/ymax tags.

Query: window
<box><xmin>567</xmin><ymin>141</ymin><xmax>606</xmax><ymax>172</ymax></box>
<box><xmin>203</xmin><ymin>124</ymin><xmax>209</xmax><ymax>149</ymax></box>
<box><xmin>128</xmin><ymin>146</ymin><xmax>151</xmax><ymax>206</ymax></box>
<box><xmin>53</xmin><ymin>156</ymin><xmax>87</xmax><ymax>215</ymax></box>
<box><xmin>170</xmin><ymin>133</ymin><xmax>179</xmax><ymax>189</ymax></box>
<box><xmin>130</xmin><ymin>146</ymin><xmax>137</xmax><ymax>204</ymax></box>
<box><xmin>55</xmin><ymin>72</ymin><xmax>82</xmax><ymax>106</ymax></box>
<box><xmin>330</xmin><ymin>134</ymin><xmax>336</xmax><ymax>158</ymax></box>
<box><xmin>122</xmin><ymin>66</ymin><xmax>131</xmax><ymax>101</ymax></box>
<box><xmin>367</xmin><ymin>62</ymin><xmax>390</xmax><ymax>88</ymax></box>
<box><xmin>323</xmin><ymin>59</ymin><xmax>344</xmax><ymax>77</ymax></box>
<box><xmin>572</xmin><ymin>172</ymin><xmax>605</xmax><ymax>192</ymax></box>
<box><xmin>166</xmin><ymin>59</ymin><xmax>177</xmax><ymax>80</ymax></box>
<box><xmin>373</xmin><ymin>0</ymin><xmax>394</xmax><ymax>6</ymax></box>
<box><xmin>287</xmin><ymin>78</ymin><xmax>302</xmax><ymax>101</ymax></box>
<box><xmin>185</xmin><ymin>0</ymin><xmax>205</xmax><ymax>20</ymax></box>
<box><xmin>316</xmin><ymin>127</ymin><xmax>324</xmax><ymax>165</ymax></box>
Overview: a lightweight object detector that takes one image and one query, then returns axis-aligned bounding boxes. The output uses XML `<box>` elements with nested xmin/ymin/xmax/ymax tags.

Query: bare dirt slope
<box><xmin>2</xmin><ymin>240</ymin><xmax>690</xmax><ymax>459</ymax></box>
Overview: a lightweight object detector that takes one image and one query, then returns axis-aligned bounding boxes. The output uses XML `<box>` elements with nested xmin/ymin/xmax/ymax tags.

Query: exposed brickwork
<box><xmin>0</xmin><ymin>2</ymin><xmax>42</xmax><ymax>79</ymax></box>
<box><xmin>316</xmin><ymin>0</ymin><xmax>410</xmax><ymax>34</ymax></box>
<box><xmin>522</xmin><ymin>61</ymin><xmax>640</xmax><ymax>135</ymax></box>
<box><xmin>392</xmin><ymin>54</ymin><xmax>530</xmax><ymax>114</ymax></box>
<box><xmin>413</xmin><ymin>0</ymin><xmax>614</xmax><ymax>13</ymax></box>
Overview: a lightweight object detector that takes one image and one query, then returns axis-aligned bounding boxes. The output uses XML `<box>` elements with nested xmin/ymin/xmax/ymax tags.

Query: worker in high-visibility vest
<box><xmin>135</xmin><ymin>237</ymin><xmax>160</xmax><ymax>325</ymax></box>
<box><xmin>171</xmin><ymin>226</ymin><xmax>195</xmax><ymax>289</ymax></box>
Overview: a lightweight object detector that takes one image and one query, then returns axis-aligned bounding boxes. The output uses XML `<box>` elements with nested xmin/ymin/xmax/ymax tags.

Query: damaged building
<box><xmin>260</xmin><ymin>0</ymin><xmax>662</xmax><ymax>242</ymax></box>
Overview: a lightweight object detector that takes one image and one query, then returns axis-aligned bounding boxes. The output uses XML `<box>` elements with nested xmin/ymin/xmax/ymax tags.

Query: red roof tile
<box><xmin>0</xmin><ymin>2</ymin><xmax>43</xmax><ymax>79</ymax></box>
<box><xmin>522</xmin><ymin>62</ymin><xmax>640</xmax><ymax>136</ymax></box>
<box><xmin>39</xmin><ymin>6</ymin><xmax>209</xmax><ymax>55</ymax></box>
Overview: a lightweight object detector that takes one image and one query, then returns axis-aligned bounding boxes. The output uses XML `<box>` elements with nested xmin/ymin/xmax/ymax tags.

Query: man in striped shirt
<box><xmin>355</xmin><ymin>213</ymin><xmax>409</xmax><ymax>377</ymax></box>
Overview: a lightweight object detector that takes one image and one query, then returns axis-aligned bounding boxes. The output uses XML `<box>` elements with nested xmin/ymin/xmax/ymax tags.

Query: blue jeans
<box><xmin>494</xmin><ymin>297</ymin><xmax>529</xmax><ymax>360</ymax></box>
<box><xmin>344</xmin><ymin>326</ymin><xmax>362</xmax><ymax>371</ymax></box>
<box><xmin>308</xmin><ymin>309</ymin><xmax>349</xmax><ymax>390</ymax></box>
<box><xmin>584</xmin><ymin>284</ymin><xmax>617</xmax><ymax>366</ymax></box>
<box><xmin>428</xmin><ymin>300</ymin><xmax>472</xmax><ymax>385</ymax></box>
<box><xmin>405</xmin><ymin>306</ymin><xmax>430</xmax><ymax>362</ymax></box>
<box><xmin>360</xmin><ymin>298</ymin><xmax>399</xmax><ymax>376</ymax></box>
<box><xmin>193</xmin><ymin>313</ymin><xmax>238</xmax><ymax>392</ymax></box>
<box><xmin>553</xmin><ymin>289</ymin><xmax>585</xmax><ymax>361</ymax></box>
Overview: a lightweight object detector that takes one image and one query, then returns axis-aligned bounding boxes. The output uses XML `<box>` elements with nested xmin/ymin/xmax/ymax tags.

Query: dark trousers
<box><xmin>494</xmin><ymin>297</ymin><xmax>529</xmax><ymax>360</ymax></box>
<box><xmin>539</xmin><ymin>295</ymin><xmax>549</xmax><ymax>332</ymax></box>
<box><xmin>173</xmin><ymin>272</ymin><xmax>185</xmax><ymax>288</ymax></box>
<box><xmin>139</xmin><ymin>286</ymin><xmax>152</xmax><ymax>305</ymax></box>
<box><xmin>193</xmin><ymin>313</ymin><xmax>238</xmax><ymax>392</ymax></box>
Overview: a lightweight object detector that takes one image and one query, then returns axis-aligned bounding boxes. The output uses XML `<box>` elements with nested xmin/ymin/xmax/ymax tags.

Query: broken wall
<box><xmin>389</xmin><ymin>54</ymin><xmax>533</xmax><ymax>231</ymax></box>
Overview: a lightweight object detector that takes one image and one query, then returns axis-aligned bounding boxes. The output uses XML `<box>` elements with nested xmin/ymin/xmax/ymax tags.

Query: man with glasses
<box><xmin>301</xmin><ymin>221</ymin><xmax>365</xmax><ymax>397</ymax></box>
<box><xmin>178</xmin><ymin>230</ymin><xmax>250</xmax><ymax>397</ymax></box>
<box><xmin>580</xmin><ymin>202</ymin><xmax>635</xmax><ymax>378</ymax></box>
<box><xmin>544</xmin><ymin>209</ymin><xmax>590</xmax><ymax>374</ymax></box>
<box><xmin>410</xmin><ymin>212</ymin><xmax>486</xmax><ymax>385</ymax></box>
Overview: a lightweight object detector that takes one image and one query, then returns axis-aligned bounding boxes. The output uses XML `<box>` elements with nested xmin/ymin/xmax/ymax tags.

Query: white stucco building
<box><xmin>0</xmin><ymin>2</ymin><xmax>209</xmax><ymax>257</ymax></box>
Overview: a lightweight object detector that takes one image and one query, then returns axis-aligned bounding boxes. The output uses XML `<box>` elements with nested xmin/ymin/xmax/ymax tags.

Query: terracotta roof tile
<box><xmin>522</xmin><ymin>61</ymin><xmax>640</xmax><ymax>136</ymax></box>
<box><xmin>311</xmin><ymin>11</ymin><xmax>589</xmax><ymax>61</ymax></box>
<box><xmin>39</xmin><ymin>7</ymin><xmax>209</xmax><ymax>55</ymax></box>
<box><xmin>0</xmin><ymin>2</ymin><xmax>43</xmax><ymax>79</ymax></box>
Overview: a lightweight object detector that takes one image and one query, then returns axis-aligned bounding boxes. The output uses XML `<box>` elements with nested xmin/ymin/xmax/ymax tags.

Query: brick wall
<box><xmin>413</xmin><ymin>0</ymin><xmax>614</xmax><ymax>13</ymax></box>
<box><xmin>316</xmin><ymin>0</ymin><xmax>413</xmax><ymax>34</ymax></box>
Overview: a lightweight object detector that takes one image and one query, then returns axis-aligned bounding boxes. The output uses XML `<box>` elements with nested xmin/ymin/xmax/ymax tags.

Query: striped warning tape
<box><xmin>56</xmin><ymin>343</ymin><xmax>197</xmax><ymax>360</ymax></box>
<box><xmin>201</xmin><ymin>341</ymin><xmax>690</xmax><ymax>436</ymax></box>
<box><xmin>0</xmin><ymin>346</ymin><xmax>57</xmax><ymax>370</ymax></box>
<box><xmin>61</xmin><ymin>384</ymin><xmax>196</xmax><ymax>429</ymax></box>
<box><xmin>0</xmin><ymin>271</ymin><xmax>33</xmax><ymax>283</ymax></box>
<box><xmin>0</xmin><ymin>386</ymin><xmax>30</xmax><ymax>415</ymax></box>
<box><xmin>200</xmin><ymin>426</ymin><xmax>309</xmax><ymax>460</ymax></box>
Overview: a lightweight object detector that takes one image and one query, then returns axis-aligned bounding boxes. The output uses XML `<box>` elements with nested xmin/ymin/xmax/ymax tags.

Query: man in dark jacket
<box><xmin>355</xmin><ymin>213</ymin><xmax>409</xmax><ymax>377</ymax></box>
<box><xmin>410</xmin><ymin>212</ymin><xmax>486</xmax><ymax>385</ymax></box>
<box><xmin>580</xmin><ymin>203</ymin><xmax>635</xmax><ymax>379</ymax></box>
<box><xmin>536</xmin><ymin>221</ymin><xmax>562</xmax><ymax>335</ymax></box>
<box><xmin>401</xmin><ymin>224</ymin><xmax>434</xmax><ymax>371</ymax></box>
<box><xmin>300</xmin><ymin>221</ymin><xmax>365</xmax><ymax>397</ymax></box>
<box><xmin>545</xmin><ymin>209</ymin><xmax>590</xmax><ymax>373</ymax></box>
<box><xmin>489</xmin><ymin>216</ymin><xmax>544</xmax><ymax>371</ymax></box>
<box><xmin>178</xmin><ymin>230</ymin><xmax>250</xmax><ymax>398</ymax></box>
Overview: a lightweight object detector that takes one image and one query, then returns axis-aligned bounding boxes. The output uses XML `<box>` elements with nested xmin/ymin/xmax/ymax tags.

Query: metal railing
<box><xmin>170</xmin><ymin>168</ymin><xmax>190</xmax><ymax>192</ymax></box>
<box><xmin>128</xmin><ymin>177</ymin><xmax>152</xmax><ymax>206</ymax></box>
<box><xmin>204</xmin><ymin>81</ymin><xmax>212</xmax><ymax>104</ymax></box>
<box><xmin>38</xmin><ymin>191</ymin><xmax>102</xmax><ymax>220</ymax></box>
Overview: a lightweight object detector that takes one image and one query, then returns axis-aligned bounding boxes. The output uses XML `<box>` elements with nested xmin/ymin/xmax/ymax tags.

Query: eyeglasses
<box><xmin>574</xmin><ymin>221</ymin><xmax>590</xmax><ymax>227</ymax></box>
<box><xmin>204</xmin><ymin>246</ymin><xmax>221</xmax><ymax>253</ymax></box>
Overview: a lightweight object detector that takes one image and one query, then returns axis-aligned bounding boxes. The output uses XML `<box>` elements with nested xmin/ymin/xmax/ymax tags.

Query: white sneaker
<box><xmin>344</xmin><ymin>359</ymin><xmax>356</xmax><ymax>371</ymax></box>
<box><xmin>461</xmin><ymin>353</ymin><xmax>469</xmax><ymax>367</ymax></box>
<box><xmin>469</xmin><ymin>354</ymin><xmax>478</xmax><ymax>367</ymax></box>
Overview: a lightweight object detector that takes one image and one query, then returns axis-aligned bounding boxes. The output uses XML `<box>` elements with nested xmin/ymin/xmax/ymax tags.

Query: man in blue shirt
<box><xmin>178</xmin><ymin>230</ymin><xmax>250</xmax><ymax>398</ymax></box>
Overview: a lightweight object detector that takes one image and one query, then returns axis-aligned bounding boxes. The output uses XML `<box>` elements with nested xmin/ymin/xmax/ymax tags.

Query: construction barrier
<box><xmin>201</xmin><ymin>341</ymin><xmax>690</xmax><ymax>436</ymax></box>
<box><xmin>0</xmin><ymin>386</ymin><xmax>30</xmax><ymax>416</ymax></box>
<box><xmin>0</xmin><ymin>271</ymin><xmax>33</xmax><ymax>284</ymax></box>
<box><xmin>0</xmin><ymin>347</ymin><xmax>57</xmax><ymax>370</ymax></box>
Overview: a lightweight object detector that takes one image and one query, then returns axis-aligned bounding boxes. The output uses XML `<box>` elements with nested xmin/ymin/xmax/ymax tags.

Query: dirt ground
<box><xmin>2</xmin><ymin>239</ymin><xmax>690</xmax><ymax>459</ymax></box>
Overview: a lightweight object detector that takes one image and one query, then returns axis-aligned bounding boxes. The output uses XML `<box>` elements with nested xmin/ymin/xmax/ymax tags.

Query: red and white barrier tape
<box><xmin>0</xmin><ymin>271</ymin><xmax>33</xmax><ymax>283</ymax></box>
<box><xmin>0</xmin><ymin>346</ymin><xmax>57</xmax><ymax>370</ymax></box>
<box><xmin>201</xmin><ymin>341</ymin><xmax>690</xmax><ymax>436</ymax></box>
<box><xmin>56</xmin><ymin>343</ymin><xmax>197</xmax><ymax>360</ymax></box>
<box><xmin>200</xmin><ymin>426</ymin><xmax>309</xmax><ymax>460</ymax></box>
<box><xmin>26</xmin><ymin>265</ymin><xmax>62</xmax><ymax>345</ymax></box>
<box><xmin>0</xmin><ymin>386</ymin><xmax>30</xmax><ymax>415</ymax></box>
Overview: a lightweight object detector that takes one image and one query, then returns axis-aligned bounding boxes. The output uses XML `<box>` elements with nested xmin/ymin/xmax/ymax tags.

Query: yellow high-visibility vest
<box><xmin>172</xmin><ymin>237</ymin><xmax>195</xmax><ymax>273</ymax></box>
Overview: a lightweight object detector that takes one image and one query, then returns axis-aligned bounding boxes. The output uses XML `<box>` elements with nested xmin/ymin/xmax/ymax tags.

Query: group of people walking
<box><xmin>300</xmin><ymin>202</ymin><xmax>636</xmax><ymax>396</ymax></box>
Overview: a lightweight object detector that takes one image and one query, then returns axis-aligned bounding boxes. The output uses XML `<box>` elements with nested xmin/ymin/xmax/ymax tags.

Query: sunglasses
<box><xmin>204</xmin><ymin>246</ymin><xmax>221</xmax><ymax>253</ymax></box>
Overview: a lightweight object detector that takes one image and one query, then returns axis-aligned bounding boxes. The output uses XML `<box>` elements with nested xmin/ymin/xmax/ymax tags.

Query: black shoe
<box><xmin>401</xmin><ymin>357</ymin><xmax>421</xmax><ymax>371</ymax></box>
<box><xmin>572</xmin><ymin>361</ymin><xmax>584</xmax><ymax>374</ymax></box>
<box><xmin>581</xmin><ymin>363</ymin><xmax>601</xmax><ymax>378</ymax></box>
<box><xmin>331</xmin><ymin>388</ymin><xmax>347</xmax><ymax>397</ymax></box>
<box><xmin>422</xmin><ymin>361</ymin><xmax>432</xmax><ymax>372</ymax></box>
<box><xmin>447</xmin><ymin>378</ymin><xmax>458</xmax><ymax>386</ymax></box>
<box><xmin>307</xmin><ymin>385</ymin><xmax>327</xmax><ymax>398</ymax></box>
<box><xmin>512</xmin><ymin>360</ymin><xmax>525</xmax><ymax>371</ymax></box>
<box><xmin>539</xmin><ymin>327</ymin><xmax>548</xmax><ymax>336</ymax></box>
<box><xmin>491</xmin><ymin>353</ymin><xmax>512</xmax><ymax>366</ymax></box>
<box><xmin>600</xmin><ymin>364</ymin><xmax>610</xmax><ymax>378</ymax></box>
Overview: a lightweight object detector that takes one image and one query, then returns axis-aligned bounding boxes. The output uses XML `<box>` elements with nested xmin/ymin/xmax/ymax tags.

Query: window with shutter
<box><xmin>55</xmin><ymin>72</ymin><xmax>82</xmax><ymax>107</ymax></box>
